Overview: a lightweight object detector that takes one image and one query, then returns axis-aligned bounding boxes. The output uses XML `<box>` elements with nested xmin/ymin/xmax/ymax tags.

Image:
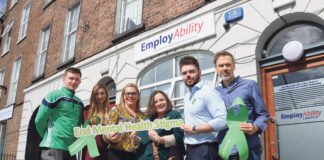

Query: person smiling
<box><xmin>179</xmin><ymin>56</ymin><xmax>227</xmax><ymax>160</ymax></box>
<box><xmin>103</xmin><ymin>83</ymin><xmax>145</xmax><ymax>160</ymax></box>
<box><xmin>137</xmin><ymin>90</ymin><xmax>185</xmax><ymax>160</ymax></box>
<box><xmin>82</xmin><ymin>83</ymin><xmax>110</xmax><ymax>160</ymax></box>
<box><xmin>35</xmin><ymin>67</ymin><xmax>83</xmax><ymax>160</ymax></box>
<box><xmin>214</xmin><ymin>51</ymin><xmax>269</xmax><ymax>160</ymax></box>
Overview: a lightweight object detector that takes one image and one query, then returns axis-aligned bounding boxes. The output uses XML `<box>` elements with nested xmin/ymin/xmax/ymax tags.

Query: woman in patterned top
<box><xmin>103</xmin><ymin>83</ymin><xmax>145</xmax><ymax>160</ymax></box>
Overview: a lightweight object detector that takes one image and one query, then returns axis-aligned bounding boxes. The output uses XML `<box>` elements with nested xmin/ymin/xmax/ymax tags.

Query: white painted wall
<box><xmin>16</xmin><ymin>0</ymin><xmax>324</xmax><ymax>159</ymax></box>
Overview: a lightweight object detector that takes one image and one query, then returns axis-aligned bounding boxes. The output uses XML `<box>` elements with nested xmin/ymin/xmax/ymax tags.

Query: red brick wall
<box><xmin>0</xmin><ymin>0</ymin><xmax>206</xmax><ymax>155</ymax></box>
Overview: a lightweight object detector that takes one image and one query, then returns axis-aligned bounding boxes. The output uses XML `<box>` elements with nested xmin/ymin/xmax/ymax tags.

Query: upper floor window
<box><xmin>0</xmin><ymin>68</ymin><xmax>5</xmax><ymax>100</ymax></box>
<box><xmin>115</xmin><ymin>0</ymin><xmax>143</xmax><ymax>34</ymax></box>
<box><xmin>18</xmin><ymin>2</ymin><xmax>31</xmax><ymax>42</ymax></box>
<box><xmin>34</xmin><ymin>26</ymin><xmax>51</xmax><ymax>78</ymax></box>
<box><xmin>10</xmin><ymin>0</ymin><xmax>17</xmax><ymax>9</ymax></box>
<box><xmin>60</xmin><ymin>2</ymin><xmax>80</xmax><ymax>63</ymax></box>
<box><xmin>139</xmin><ymin>53</ymin><xmax>215</xmax><ymax>113</ymax></box>
<box><xmin>7</xmin><ymin>56</ymin><xmax>22</xmax><ymax>105</ymax></box>
<box><xmin>1</xmin><ymin>20</ymin><xmax>14</xmax><ymax>56</ymax></box>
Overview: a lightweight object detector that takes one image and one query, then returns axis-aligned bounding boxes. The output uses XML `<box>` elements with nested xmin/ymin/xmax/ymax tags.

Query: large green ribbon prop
<box><xmin>219</xmin><ymin>97</ymin><xmax>249</xmax><ymax>160</ymax></box>
<box><xmin>68</xmin><ymin>116</ymin><xmax>102</xmax><ymax>158</ymax></box>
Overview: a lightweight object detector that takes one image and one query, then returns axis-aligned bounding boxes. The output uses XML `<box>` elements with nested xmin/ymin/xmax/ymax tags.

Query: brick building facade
<box><xmin>0</xmin><ymin>0</ymin><xmax>206</xmax><ymax>159</ymax></box>
<box><xmin>1</xmin><ymin>0</ymin><xmax>324</xmax><ymax>160</ymax></box>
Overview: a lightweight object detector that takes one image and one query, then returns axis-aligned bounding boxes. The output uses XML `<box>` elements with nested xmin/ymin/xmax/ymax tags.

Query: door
<box><xmin>262</xmin><ymin>58</ymin><xmax>324</xmax><ymax>160</ymax></box>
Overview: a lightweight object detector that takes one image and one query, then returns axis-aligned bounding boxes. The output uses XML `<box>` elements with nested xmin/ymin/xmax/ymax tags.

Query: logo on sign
<box><xmin>281</xmin><ymin>110</ymin><xmax>322</xmax><ymax>120</ymax></box>
<box><xmin>140</xmin><ymin>22</ymin><xmax>204</xmax><ymax>52</ymax></box>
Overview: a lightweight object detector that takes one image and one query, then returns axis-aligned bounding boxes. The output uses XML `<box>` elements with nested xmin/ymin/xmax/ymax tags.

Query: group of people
<box><xmin>34</xmin><ymin>51</ymin><xmax>269</xmax><ymax>160</ymax></box>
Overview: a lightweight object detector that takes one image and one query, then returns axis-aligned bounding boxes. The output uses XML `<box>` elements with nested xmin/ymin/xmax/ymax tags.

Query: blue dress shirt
<box><xmin>216</xmin><ymin>76</ymin><xmax>269</xmax><ymax>155</ymax></box>
<box><xmin>184</xmin><ymin>81</ymin><xmax>227</xmax><ymax>145</ymax></box>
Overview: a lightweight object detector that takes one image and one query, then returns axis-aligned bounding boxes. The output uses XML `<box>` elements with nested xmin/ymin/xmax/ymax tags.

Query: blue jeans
<box><xmin>228</xmin><ymin>146</ymin><xmax>262</xmax><ymax>160</ymax></box>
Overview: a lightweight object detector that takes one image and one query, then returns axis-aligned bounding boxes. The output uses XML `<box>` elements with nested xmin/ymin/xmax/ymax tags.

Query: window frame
<box><xmin>33</xmin><ymin>25</ymin><xmax>51</xmax><ymax>79</ymax></box>
<box><xmin>18</xmin><ymin>1</ymin><xmax>31</xmax><ymax>43</ymax></box>
<box><xmin>138</xmin><ymin>53</ymin><xmax>216</xmax><ymax>111</ymax></box>
<box><xmin>10</xmin><ymin>0</ymin><xmax>18</xmax><ymax>9</ymax></box>
<box><xmin>0</xmin><ymin>67</ymin><xmax>6</xmax><ymax>100</ymax></box>
<box><xmin>7</xmin><ymin>55</ymin><xmax>22</xmax><ymax>105</ymax></box>
<box><xmin>0</xmin><ymin>121</ymin><xmax>8</xmax><ymax>160</ymax></box>
<box><xmin>115</xmin><ymin>0</ymin><xmax>143</xmax><ymax>35</ymax></box>
<box><xmin>59</xmin><ymin>1</ymin><xmax>80</xmax><ymax>65</ymax></box>
<box><xmin>1</xmin><ymin>20</ymin><xmax>14</xmax><ymax>56</ymax></box>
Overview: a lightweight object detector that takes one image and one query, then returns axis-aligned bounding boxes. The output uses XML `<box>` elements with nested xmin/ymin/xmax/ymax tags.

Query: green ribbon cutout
<box><xmin>218</xmin><ymin>97</ymin><xmax>249</xmax><ymax>160</ymax></box>
<box><xmin>68</xmin><ymin>116</ymin><xmax>102</xmax><ymax>158</ymax></box>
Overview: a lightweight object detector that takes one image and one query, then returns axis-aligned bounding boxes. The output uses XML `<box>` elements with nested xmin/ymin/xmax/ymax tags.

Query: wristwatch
<box><xmin>192</xmin><ymin>126</ymin><xmax>197</xmax><ymax>134</ymax></box>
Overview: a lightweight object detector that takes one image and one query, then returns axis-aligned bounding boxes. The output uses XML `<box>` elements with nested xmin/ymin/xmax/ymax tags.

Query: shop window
<box><xmin>115</xmin><ymin>0</ymin><xmax>143</xmax><ymax>34</ymax></box>
<box><xmin>60</xmin><ymin>2</ymin><xmax>80</xmax><ymax>65</ymax></box>
<box><xmin>139</xmin><ymin>53</ymin><xmax>215</xmax><ymax>113</ymax></box>
<box><xmin>18</xmin><ymin>1</ymin><xmax>31</xmax><ymax>42</ymax></box>
<box><xmin>0</xmin><ymin>121</ymin><xmax>7</xmax><ymax>160</ymax></box>
<box><xmin>263</xmin><ymin>24</ymin><xmax>324</xmax><ymax>59</ymax></box>
<box><xmin>7</xmin><ymin>56</ymin><xmax>22</xmax><ymax>105</ymax></box>
<box><xmin>33</xmin><ymin>25</ymin><xmax>51</xmax><ymax>80</ymax></box>
<box><xmin>1</xmin><ymin>20</ymin><xmax>14</xmax><ymax>56</ymax></box>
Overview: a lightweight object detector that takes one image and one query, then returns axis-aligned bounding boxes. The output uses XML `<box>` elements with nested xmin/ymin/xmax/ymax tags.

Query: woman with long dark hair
<box><xmin>137</xmin><ymin>90</ymin><xmax>185</xmax><ymax>160</ymax></box>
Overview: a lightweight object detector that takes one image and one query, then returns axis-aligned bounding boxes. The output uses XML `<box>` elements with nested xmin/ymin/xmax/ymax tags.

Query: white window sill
<box><xmin>17</xmin><ymin>36</ymin><xmax>27</xmax><ymax>45</ymax></box>
<box><xmin>1</xmin><ymin>50</ymin><xmax>10</xmax><ymax>57</ymax></box>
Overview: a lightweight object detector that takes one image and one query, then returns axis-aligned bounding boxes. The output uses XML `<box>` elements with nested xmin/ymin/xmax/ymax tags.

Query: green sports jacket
<box><xmin>35</xmin><ymin>87</ymin><xmax>84</xmax><ymax>151</ymax></box>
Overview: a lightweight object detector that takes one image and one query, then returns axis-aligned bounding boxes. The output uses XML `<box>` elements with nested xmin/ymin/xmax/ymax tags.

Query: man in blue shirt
<box><xmin>179</xmin><ymin>56</ymin><xmax>227</xmax><ymax>160</ymax></box>
<box><xmin>214</xmin><ymin>51</ymin><xmax>269</xmax><ymax>160</ymax></box>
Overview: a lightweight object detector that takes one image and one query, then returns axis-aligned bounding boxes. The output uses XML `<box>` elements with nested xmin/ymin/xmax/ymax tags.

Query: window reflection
<box><xmin>139</xmin><ymin>53</ymin><xmax>215</xmax><ymax>112</ymax></box>
<box><xmin>268</xmin><ymin>25</ymin><xmax>324</xmax><ymax>57</ymax></box>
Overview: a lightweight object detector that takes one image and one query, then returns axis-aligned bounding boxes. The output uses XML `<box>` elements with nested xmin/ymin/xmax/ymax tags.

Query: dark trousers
<box><xmin>107</xmin><ymin>149</ymin><xmax>137</xmax><ymax>160</ymax></box>
<box><xmin>41</xmin><ymin>148</ymin><xmax>76</xmax><ymax>160</ymax></box>
<box><xmin>186</xmin><ymin>142</ymin><xmax>219</xmax><ymax>160</ymax></box>
<box><xmin>227</xmin><ymin>145</ymin><xmax>262</xmax><ymax>160</ymax></box>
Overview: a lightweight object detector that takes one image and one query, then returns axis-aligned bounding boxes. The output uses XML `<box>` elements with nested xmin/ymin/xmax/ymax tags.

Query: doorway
<box><xmin>262</xmin><ymin>56</ymin><xmax>324</xmax><ymax>160</ymax></box>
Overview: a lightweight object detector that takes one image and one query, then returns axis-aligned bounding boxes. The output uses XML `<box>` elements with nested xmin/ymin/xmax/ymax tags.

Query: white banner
<box><xmin>0</xmin><ymin>105</ymin><xmax>13</xmax><ymax>121</ymax></box>
<box><xmin>135</xmin><ymin>13</ymin><xmax>216</xmax><ymax>62</ymax></box>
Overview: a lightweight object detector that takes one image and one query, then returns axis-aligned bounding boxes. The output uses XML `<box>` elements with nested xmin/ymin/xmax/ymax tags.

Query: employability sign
<box><xmin>134</xmin><ymin>13</ymin><xmax>216</xmax><ymax>62</ymax></box>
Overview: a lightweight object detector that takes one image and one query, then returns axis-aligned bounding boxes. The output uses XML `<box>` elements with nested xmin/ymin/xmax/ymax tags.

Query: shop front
<box><xmin>259</xmin><ymin>12</ymin><xmax>324</xmax><ymax>160</ymax></box>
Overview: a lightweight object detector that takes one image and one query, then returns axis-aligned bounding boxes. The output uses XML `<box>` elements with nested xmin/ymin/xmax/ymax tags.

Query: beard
<box><xmin>185</xmin><ymin>77</ymin><xmax>200</xmax><ymax>88</ymax></box>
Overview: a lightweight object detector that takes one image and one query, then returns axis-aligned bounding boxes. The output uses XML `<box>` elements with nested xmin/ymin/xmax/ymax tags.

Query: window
<box><xmin>0</xmin><ymin>68</ymin><xmax>5</xmax><ymax>99</ymax></box>
<box><xmin>10</xmin><ymin>0</ymin><xmax>17</xmax><ymax>9</ymax></box>
<box><xmin>264</xmin><ymin>24</ymin><xmax>324</xmax><ymax>58</ymax></box>
<box><xmin>1</xmin><ymin>20</ymin><xmax>14</xmax><ymax>56</ymax></box>
<box><xmin>34</xmin><ymin>26</ymin><xmax>50</xmax><ymax>78</ymax></box>
<box><xmin>7</xmin><ymin>56</ymin><xmax>22</xmax><ymax>105</ymax></box>
<box><xmin>116</xmin><ymin>0</ymin><xmax>143</xmax><ymax>34</ymax></box>
<box><xmin>0</xmin><ymin>122</ymin><xmax>7</xmax><ymax>160</ymax></box>
<box><xmin>44</xmin><ymin>0</ymin><xmax>55</xmax><ymax>9</ymax></box>
<box><xmin>18</xmin><ymin>2</ymin><xmax>31</xmax><ymax>41</ymax></box>
<box><xmin>60</xmin><ymin>3</ymin><xmax>80</xmax><ymax>63</ymax></box>
<box><xmin>139</xmin><ymin>53</ymin><xmax>215</xmax><ymax>112</ymax></box>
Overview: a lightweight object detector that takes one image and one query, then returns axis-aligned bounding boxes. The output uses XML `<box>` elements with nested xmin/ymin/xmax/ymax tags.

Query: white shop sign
<box><xmin>135</xmin><ymin>13</ymin><xmax>216</xmax><ymax>62</ymax></box>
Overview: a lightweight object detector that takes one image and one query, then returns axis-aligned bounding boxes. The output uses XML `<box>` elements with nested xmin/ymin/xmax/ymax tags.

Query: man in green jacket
<box><xmin>35</xmin><ymin>67</ymin><xmax>84</xmax><ymax>160</ymax></box>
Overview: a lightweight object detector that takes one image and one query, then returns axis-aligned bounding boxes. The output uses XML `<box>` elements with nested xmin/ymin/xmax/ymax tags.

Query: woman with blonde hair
<box><xmin>103</xmin><ymin>83</ymin><xmax>145</xmax><ymax>160</ymax></box>
<box><xmin>83</xmin><ymin>83</ymin><xmax>110</xmax><ymax>160</ymax></box>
